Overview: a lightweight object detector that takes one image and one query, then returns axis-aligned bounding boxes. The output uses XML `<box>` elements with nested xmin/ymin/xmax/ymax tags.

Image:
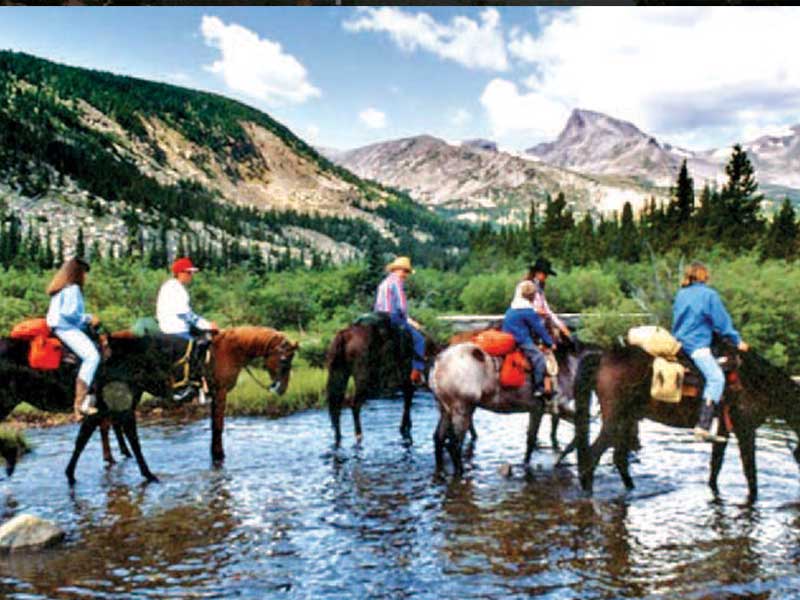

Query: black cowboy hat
<box><xmin>530</xmin><ymin>257</ymin><xmax>556</xmax><ymax>276</ymax></box>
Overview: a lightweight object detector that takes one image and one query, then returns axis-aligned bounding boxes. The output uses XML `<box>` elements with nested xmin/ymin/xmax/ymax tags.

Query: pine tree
<box><xmin>761</xmin><ymin>198</ymin><xmax>798</xmax><ymax>261</ymax></box>
<box><xmin>720</xmin><ymin>144</ymin><xmax>763</xmax><ymax>250</ymax></box>
<box><xmin>616</xmin><ymin>202</ymin><xmax>640</xmax><ymax>263</ymax></box>
<box><xmin>56</xmin><ymin>231</ymin><xmax>65</xmax><ymax>266</ymax></box>
<box><xmin>76</xmin><ymin>226</ymin><xmax>86</xmax><ymax>259</ymax></box>
<box><xmin>668</xmin><ymin>160</ymin><xmax>694</xmax><ymax>227</ymax></box>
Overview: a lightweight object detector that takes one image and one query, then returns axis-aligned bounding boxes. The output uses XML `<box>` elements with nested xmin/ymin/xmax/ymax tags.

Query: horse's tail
<box><xmin>574</xmin><ymin>351</ymin><xmax>601</xmax><ymax>494</ymax></box>
<box><xmin>326</xmin><ymin>330</ymin><xmax>351</xmax><ymax>441</ymax></box>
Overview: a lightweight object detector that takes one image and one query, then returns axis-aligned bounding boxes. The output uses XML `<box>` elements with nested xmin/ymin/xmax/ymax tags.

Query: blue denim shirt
<box><xmin>502</xmin><ymin>307</ymin><xmax>554</xmax><ymax>348</ymax></box>
<box><xmin>671</xmin><ymin>282</ymin><xmax>741</xmax><ymax>355</ymax></box>
<box><xmin>46</xmin><ymin>284</ymin><xmax>92</xmax><ymax>332</ymax></box>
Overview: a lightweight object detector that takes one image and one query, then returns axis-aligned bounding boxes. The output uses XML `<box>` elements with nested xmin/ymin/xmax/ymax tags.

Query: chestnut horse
<box><xmin>326</xmin><ymin>314</ymin><xmax>438</xmax><ymax>446</ymax></box>
<box><xmin>430</xmin><ymin>336</ymin><xmax>598</xmax><ymax>475</ymax></box>
<box><xmin>100</xmin><ymin>326</ymin><xmax>299</xmax><ymax>464</ymax></box>
<box><xmin>573</xmin><ymin>343</ymin><xmax>800</xmax><ymax>503</ymax></box>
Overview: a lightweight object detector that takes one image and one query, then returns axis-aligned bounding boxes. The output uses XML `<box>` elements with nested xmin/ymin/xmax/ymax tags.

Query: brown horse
<box><xmin>574</xmin><ymin>342</ymin><xmax>800</xmax><ymax>503</ymax></box>
<box><xmin>100</xmin><ymin>326</ymin><xmax>299</xmax><ymax>464</ymax></box>
<box><xmin>326</xmin><ymin>314</ymin><xmax>438</xmax><ymax>446</ymax></box>
<box><xmin>430</xmin><ymin>336</ymin><xmax>597</xmax><ymax>475</ymax></box>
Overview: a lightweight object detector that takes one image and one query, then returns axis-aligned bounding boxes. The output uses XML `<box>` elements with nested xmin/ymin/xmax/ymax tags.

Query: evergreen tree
<box><xmin>527</xmin><ymin>200</ymin><xmax>542</xmax><ymax>258</ymax></box>
<box><xmin>668</xmin><ymin>160</ymin><xmax>694</xmax><ymax>227</ymax></box>
<box><xmin>720</xmin><ymin>144</ymin><xmax>763</xmax><ymax>250</ymax></box>
<box><xmin>616</xmin><ymin>202</ymin><xmax>640</xmax><ymax>263</ymax></box>
<box><xmin>761</xmin><ymin>198</ymin><xmax>798</xmax><ymax>261</ymax></box>
<box><xmin>76</xmin><ymin>226</ymin><xmax>86</xmax><ymax>259</ymax></box>
<box><xmin>56</xmin><ymin>231</ymin><xmax>64</xmax><ymax>265</ymax></box>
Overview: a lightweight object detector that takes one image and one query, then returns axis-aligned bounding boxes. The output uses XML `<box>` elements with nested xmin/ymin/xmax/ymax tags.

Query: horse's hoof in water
<box><xmin>499</xmin><ymin>463</ymin><xmax>513</xmax><ymax>478</ymax></box>
<box><xmin>144</xmin><ymin>473</ymin><xmax>160</xmax><ymax>484</ymax></box>
<box><xmin>355</xmin><ymin>434</ymin><xmax>363</xmax><ymax>446</ymax></box>
<box><xmin>66</xmin><ymin>472</ymin><xmax>76</xmax><ymax>487</ymax></box>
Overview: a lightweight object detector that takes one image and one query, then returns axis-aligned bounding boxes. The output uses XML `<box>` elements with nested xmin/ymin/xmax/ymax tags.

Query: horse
<box><xmin>447</xmin><ymin>327</ymin><xmax>601</xmax><ymax>450</ymax></box>
<box><xmin>429</xmin><ymin>335</ymin><xmax>598</xmax><ymax>475</ymax></box>
<box><xmin>100</xmin><ymin>326</ymin><xmax>299</xmax><ymax>464</ymax></box>
<box><xmin>0</xmin><ymin>333</ymin><xmax>188</xmax><ymax>484</ymax></box>
<box><xmin>573</xmin><ymin>342</ymin><xmax>800</xmax><ymax>503</ymax></box>
<box><xmin>326</xmin><ymin>314</ymin><xmax>439</xmax><ymax>446</ymax></box>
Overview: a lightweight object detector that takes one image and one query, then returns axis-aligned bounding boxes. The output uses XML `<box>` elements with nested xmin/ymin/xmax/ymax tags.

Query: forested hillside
<box><xmin>0</xmin><ymin>51</ymin><xmax>468</xmax><ymax>271</ymax></box>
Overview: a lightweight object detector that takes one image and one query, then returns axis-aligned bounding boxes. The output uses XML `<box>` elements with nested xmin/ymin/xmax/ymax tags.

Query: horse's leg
<box><xmin>114</xmin><ymin>423</ymin><xmax>132</xmax><ymax>458</ymax></box>
<box><xmin>327</xmin><ymin>367</ymin><xmax>350</xmax><ymax>448</ymax></box>
<box><xmin>99</xmin><ymin>417</ymin><xmax>115</xmax><ymax>465</ymax></box>
<box><xmin>433</xmin><ymin>411</ymin><xmax>451</xmax><ymax>472</ymax></box>
<box><xmin>400</xmin><ymin>381</ymin><xmax>413</xmax><ymax>441</ymax></box>
<box><xmin>613</xmin><ymin>441</ymin><xmax>634</xmax><ymax>491</ymax></box>
<box><xmin>525</xmin><ymin>407</ymin><xmax>544</xmax><ymax>464</ymax></box>
<box><xmin>113</xmin><ymin>388</ymin><xmax>139</xmax><ymax>459</ymax></box>
<box><xmin>550</xmin><ymin>413</ymin><xmax>561</xmax><ymax>450</ymax></box>
<box><xmin>709</xmin><ymin>437</ymin><xmax>728</xmax><ymax>498</ymax></box>
<box><xmin>65</xmin><ymin>416</ymin><xmax>100</xmax><ymax>486</ymax></box>
<box><xmin>448</xmin><ymin>409</ymin><xmax>470</xmax><ymax>477</ymax></box>
<box><xmin>735</xmin><ymin>425</ymin><xmax>758</xmax><ymax>504</ymax></box>
<box><xmin>211</xmin><ymin>390</ymin><xmax>227</xmax><ymax>463</ymax></box>
<box><xmin>119</xmin><ymin>411</ymin><xmax>158</xmax><ymax>483</ymax></box>
<box><xmin>469</xmin><ymin>421</ymin><xmax>478</xmax><ymax>440</ymax></box>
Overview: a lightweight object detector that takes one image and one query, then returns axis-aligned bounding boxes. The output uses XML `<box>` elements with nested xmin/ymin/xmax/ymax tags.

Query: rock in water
<box><xmin>0</xmin><ymin>514</ymin><xmax>65</xmax><ymax>552</ymax></box>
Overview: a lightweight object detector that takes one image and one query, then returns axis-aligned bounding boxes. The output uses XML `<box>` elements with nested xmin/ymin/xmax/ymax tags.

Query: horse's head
<box><xmin>262</xmin><ymin>336</ymin><xmax>300</xmax><ymax>396</ymax></box>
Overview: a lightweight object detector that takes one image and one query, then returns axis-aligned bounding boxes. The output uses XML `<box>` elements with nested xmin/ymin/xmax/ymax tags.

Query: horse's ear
<box><xmin>291</xmin><ymin>341</ymin><xmax>300</xmax><ymax>350</ymax></box>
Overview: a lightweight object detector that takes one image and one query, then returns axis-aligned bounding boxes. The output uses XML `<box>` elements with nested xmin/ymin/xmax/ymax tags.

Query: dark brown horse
<box><xmin>0</xmin><ymin>333</ymin><xmax>187</xmax><ymax>484</ymax></box>
<box><xmin>100</xmin><ymin>326</ymin><xmax>299</xmax><ymax>464</ymax></box>
<box><xmin>574</xmin><ymin>342</ymin><xmax>800</xmax><ymax>503</ymax></box>
<box><xmin>326</xmin><ymin>314</ymin><xmax>438</xmax><ymax>446</ymax></box>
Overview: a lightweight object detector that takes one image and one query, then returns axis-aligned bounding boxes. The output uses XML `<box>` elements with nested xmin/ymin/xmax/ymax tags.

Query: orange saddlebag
<box><xmin>499</xmin><ymin>350</ymin><xmax>529</xmax><ymax>388</ymax></box>
<box><xmin>28</xmin><ymin>335</ymin><xmax>63</xmax><ymax>370</ymax></box>
<box><xmin>10</xmin><ymin>318</ymin><xmax>51</xmax><ymax>340</ymax></box>
<box><xmin>474</xmin><ymin>330</ymin><xmax>516</xmax><ymax>357</ymax></box>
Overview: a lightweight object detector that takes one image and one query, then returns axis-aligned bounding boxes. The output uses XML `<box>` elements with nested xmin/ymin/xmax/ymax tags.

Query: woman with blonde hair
<box><xmin>46</xmin><ymin>257</ymin><xmax>101</xmax><ymax>419</ymax></box>
<box><xmin>672</xmin><ymin>261</ymin><xmax>749</xmax><ymax>442</ymax></box>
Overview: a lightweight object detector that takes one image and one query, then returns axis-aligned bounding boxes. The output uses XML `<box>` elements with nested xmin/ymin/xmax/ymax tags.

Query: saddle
<box><xmin>469</xmin><ymin>329</ymin><xmax>557</xmax><ymax>390</ymax></box>
<box><xmin>626</xmin><ymin>326</ymin><xmax>742</xmax><ymax>405</ymax></box>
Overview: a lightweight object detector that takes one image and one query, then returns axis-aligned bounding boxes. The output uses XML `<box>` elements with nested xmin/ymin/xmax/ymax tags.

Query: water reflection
<box><xmin>0</xmin><ymin>397</ymin><xmax>798</xmax><ymax>598</ymax></box>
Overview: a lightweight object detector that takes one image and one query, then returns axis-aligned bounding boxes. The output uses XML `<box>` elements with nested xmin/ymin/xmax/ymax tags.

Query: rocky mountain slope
<box><xmin>527</xmin><ymin>108</ymin><xmax>800</xmax><ymax>197</ymax></box>
<box><xmin>0</xmin><ymin>51</ymin><xmax>466</xmax><ymax>266</ymax></box>
<box><xmin>326</xmin><ymin>135</ymin><xmax>666</xmax><ymax>223</ymax></box>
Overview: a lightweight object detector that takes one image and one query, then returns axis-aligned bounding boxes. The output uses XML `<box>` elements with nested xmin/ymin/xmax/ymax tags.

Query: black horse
<box><xmin>0</xmin><ymin>333</ymin><xmax>187</xmax><ymax>484</ymax></box>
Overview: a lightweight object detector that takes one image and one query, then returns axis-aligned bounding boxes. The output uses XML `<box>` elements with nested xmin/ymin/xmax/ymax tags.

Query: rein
<box><xmin>243</xmin><ymin>362</ymin><xmax>275</xmax><ymax>392</ymax></box>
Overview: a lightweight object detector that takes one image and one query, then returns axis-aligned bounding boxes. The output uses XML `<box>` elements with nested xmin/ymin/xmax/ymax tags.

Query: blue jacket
<box><xmin>502</xmin><ymin>307</ymin><xmax>554</xmax><ymax>348</ymax></box>
<box><xmin>46</xmin><ymin>284</ymin><xmax>92</xmax><ymax>332</ymax></box>
<box><xmin>671</xmin><ymin>282</ymin><xmax>741</xmax><ymax>355</ymax></box>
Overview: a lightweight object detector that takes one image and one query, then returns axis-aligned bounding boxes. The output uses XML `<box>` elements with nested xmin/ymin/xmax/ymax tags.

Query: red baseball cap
<box><xmin>172</xmin><ymin>257</ymin><xmax>199</xmax><ymax>276</ymax></box>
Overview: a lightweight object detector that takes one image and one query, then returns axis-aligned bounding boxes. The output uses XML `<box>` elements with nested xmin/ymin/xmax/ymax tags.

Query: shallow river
<box><xmin>1</xmin><ymin>394</ymin><xmax>800</xmax><ymax>598</ymax></box>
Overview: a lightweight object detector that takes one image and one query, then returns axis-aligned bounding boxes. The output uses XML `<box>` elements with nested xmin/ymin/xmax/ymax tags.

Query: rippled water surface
<box><xmin>2</xmin><ymin>394</ymin><xmax>800</xmax><ymax>598</ymax></box>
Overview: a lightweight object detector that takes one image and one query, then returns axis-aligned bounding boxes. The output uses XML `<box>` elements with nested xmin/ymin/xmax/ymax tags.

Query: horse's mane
<box><xmin>739</xmin><ymin>349</ymin><xmax>800</xmax><ymax>402</ymax></box>
<box><xmin>216</xmin><ymin>326</ymin><xmax>287</xmax><ymax>356</ymax></box>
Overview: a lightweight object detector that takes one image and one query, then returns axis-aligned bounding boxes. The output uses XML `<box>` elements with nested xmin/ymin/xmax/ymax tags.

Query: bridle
<box><xmin>244</xmin><ymin>339</ymin><xmax>296</xmax><ymax>394</ymax></box>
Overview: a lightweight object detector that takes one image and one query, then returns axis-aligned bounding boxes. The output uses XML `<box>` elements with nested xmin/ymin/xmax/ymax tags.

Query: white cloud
<box><xmin>503</xmin><ymin>7</ymin><xmax>800</xmax><ymax>148</ymax></box>
<box><xmin>480</xmin><ymin>79</ymin><xmax>569</xmax><ymax>140</ymax></box>
<box><xmin>343</xmin><ymin>7</ymin><xmax>508</xmax><ymax>71</ymax></box>
<box><xmin>450</xmin><ymin>108</ymin><xmax>472</xmax><ymax>127</ymax></box>
<box><xmin>359</xmin><ymin>108</ymin><xmax>387</xmax><ymax>129</ymax></box>
<box><xmin>200</xmin><ymin>15</ymin><xmax>320</xmax><ymax>106</ymax></box>
<box><xmin>305</xmin><ymin>124</ymin><xmax>320</xmax><ymax>142</ymax></box>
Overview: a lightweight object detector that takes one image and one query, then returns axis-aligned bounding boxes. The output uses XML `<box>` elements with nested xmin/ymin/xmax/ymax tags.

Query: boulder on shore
<box><xmin>0</xmin><ymin>514</ymin><xmax>65</xmax><ymax>552</ymax></box>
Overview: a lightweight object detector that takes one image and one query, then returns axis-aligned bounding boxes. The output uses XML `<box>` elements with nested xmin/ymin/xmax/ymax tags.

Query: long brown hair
<box><xmin>681</xmin><ymin>262</ymin><xmax>710</xmax><ymax>288</ymax></box>
<box><xmin>46</xmin><ymin>258</ymin><xmax>88</xmax><ymax>296</ymax></box>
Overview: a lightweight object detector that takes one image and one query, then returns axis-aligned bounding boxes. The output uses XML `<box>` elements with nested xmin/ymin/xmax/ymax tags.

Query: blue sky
<box><xmin>1</xmin><ymin>6</ymin><xmax>798</xmax><ymax>151</ymax></box>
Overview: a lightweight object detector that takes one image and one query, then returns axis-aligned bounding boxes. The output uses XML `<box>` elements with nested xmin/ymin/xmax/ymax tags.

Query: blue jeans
<box><xmin>398</xmin><ymin>321</ymin><xmax>426</xmax><ymax>371</ymax></box>
<box><xmin>691</xmin><ymin>347</ymin><xmax>725</xmax><ymax>404</ymax></box>
<box><xmin>54</xmin><ymin>327</ymin><xmax>100</xmax><ymax>387</ymax></box>
<box><xmin>520</xmin><ymin>342</ymin><xmax>547</xmax><ymax>394</ymax></box>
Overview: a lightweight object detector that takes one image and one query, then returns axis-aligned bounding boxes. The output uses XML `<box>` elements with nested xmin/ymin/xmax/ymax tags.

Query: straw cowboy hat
<box><xmin>385</xmin><ymin>256</ymin><xmax>415</xmax><ymax>273</ymax></box>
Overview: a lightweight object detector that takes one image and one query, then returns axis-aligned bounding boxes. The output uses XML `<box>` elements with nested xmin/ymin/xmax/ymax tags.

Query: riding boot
<box><xmin>74</xmin><ymin>379</ymin><xmax>98</xmax><ymax>420</ymax></box>
<box><xmin>694</xmin><ymin>399</ymin><xmax>724</xmax><ymax>443</ymax></box>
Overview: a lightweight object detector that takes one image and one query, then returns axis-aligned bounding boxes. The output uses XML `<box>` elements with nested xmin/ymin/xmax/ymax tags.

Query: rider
<box><xmin>672</xmin><ymin>262</ymin><xmax>749</xmax><ymax>442</ymax></box>
<box><xmin>46</xmin><ymin>257</ymin><xmax>101</xmax><ymax>420</ymax></box>
<box><xmin>502</xmin><ymin>280</ymin><xmax>555</xmax><ymax>399</ymax></box>
<box><xmin>156</xmin><ymin>257</ymin><xmax>216</xmax><ymax>401</ymax></box>
<box><xmin>374</xmin><ymin>256</ymin><xmax>426</xmax><ymax>385</ymax></box>
<box><xmin>525</xmin><ymin>257</ymin><xmax>573</xmax><ymax>343</ymax></box>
